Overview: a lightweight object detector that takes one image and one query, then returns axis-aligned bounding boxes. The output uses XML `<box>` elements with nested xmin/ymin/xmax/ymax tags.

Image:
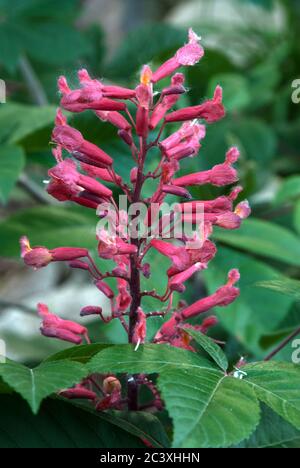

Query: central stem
<box><xmin>127</xmin><ymin>138</ymin><xmax>147</xmax><ymax>410</ymax></box>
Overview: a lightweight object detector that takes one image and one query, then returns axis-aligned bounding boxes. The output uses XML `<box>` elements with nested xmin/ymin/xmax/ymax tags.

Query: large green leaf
<box><xmin>0</xmin><ymin>206</ymin><xmax>97</xmax><ymax>257</ymax></box>
<box><xmin>213</xmin><ymin>219</ymin><xmax>300</xmax><ymax>267</ymax></box>
<box><xmin>238</xmin><ymin>405</ymin><xmax>300</xmax><ymax>448</ymax></box>
<box><xmin>159</xmin><ymin>368</ymin><xmax>259</xmax><ymax>448</ymax></box>
<box><xmin>88</xmin><ymin>344</ymin><xmax>215</xmax><ymax>374</ymax></box>
<box><xmin>0</xmin><ymin>395</ymin><xmax>147</xmax><ymax>448</ymax></box>
<box><xmin>183</xmin><ymin>327</ymin><xmax>228</xmax><ymax>372</ymax></box>
<box><xmin>88</xmin><ymin>345</ymin><xmax>260</xmax><ymax>448</ymax></box>
<box><xmin>203</xmin><ymin>247</ymin><xmax>293</xmax><ymax>353</ymax></box>
<box><xmin>0</xmin><ymin>145</ymin><xmax>25</xmax><ymax>203</ymax></box>
<box><xmin>0</xmin><ymin>359</ymin><xmax>87</xmax><ymax>413</ymax></box>
<box><xmin>44</xmin><ymin>344</ymin><xmax>112</xmax><ymax>364</ymax></box>
<box><xmin>245</xmin><ymin>362</ymin><xmax>300</xmax><ymax>429</ymax></box>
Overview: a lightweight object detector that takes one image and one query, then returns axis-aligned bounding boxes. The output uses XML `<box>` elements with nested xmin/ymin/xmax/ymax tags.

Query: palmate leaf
<box><xmin>182</xmin><ymin>327</ymin><xmax>228</xmax><ymax>372</ymax></box>
<box><xmin>88</xmin><ymin>345</ymin><xmax>260</xmax><ymax>448</ymax></box>
<box><xmin>0</xmin><ymin>359</ymin><xmax>87</xmax><ymax>413</ymax></box>
<box><xmin>237</xmin><ymin>405</ymin><xmax>300</xmax><ymax>448</ymax></box>
<box><xmin>245</xmin><ymin>362</ymin><xmax>300</xmax><ymax>430</ymax></box>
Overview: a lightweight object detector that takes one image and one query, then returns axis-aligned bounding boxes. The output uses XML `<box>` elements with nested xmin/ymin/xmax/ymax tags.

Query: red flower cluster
<box><xmin>20</xmin><ymin>29</ymin><xmax>250</xmax><ymax>411</ymax></box>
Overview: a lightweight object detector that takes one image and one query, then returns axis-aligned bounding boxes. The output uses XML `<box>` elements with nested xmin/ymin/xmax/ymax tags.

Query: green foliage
<box><xmin>256</xmin><ymin>278</ymin><xmax>300</xmax><ymax>300</ymax></box>
<box><xmin>213</xmin><ymin>219</ymin><xmax>300</xmax><ymax>267</ymax></box>
<box><xmin>0</xmin><ymin>146</ymin><xmax>25</xmax><ymax>203</ymax></box>
<box><xmin>183</xmin><ymin>327</ymin><xmax>229</xmax><ymax>371</ymax></box>
<box><xmin>0</xmin><ymin>359</ymin><xmax>87</xmax><ymax>413</ymax></box>
<box><xmin>237</xmin><ymin>405</ymin><xmax>300</xmax><ymax>448</ymax></box>
<box><xmin>203</xmin><ymin>247</ymin><xmax>293</xmax><ymax>353</ymax></box>
<box><xmin>244</xmin><ymin>362</ymin><xmax>300</xmax><ymax>429</ymax></box>
<box><xmin>0</xmin><ymin>395</ymin><xmax>167</xmax><ymax>448</ymax></box>
<box><xmin>0</xmin><ymin>206</ymin><xmax>97</xmax><ymax>257</ymax></box>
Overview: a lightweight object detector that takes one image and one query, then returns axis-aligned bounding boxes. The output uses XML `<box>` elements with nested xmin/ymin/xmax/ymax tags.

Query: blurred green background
<box><xmin>0</xmin><ymin>0</ymin><xmax>300</xmax><ymax>365</ymax></box>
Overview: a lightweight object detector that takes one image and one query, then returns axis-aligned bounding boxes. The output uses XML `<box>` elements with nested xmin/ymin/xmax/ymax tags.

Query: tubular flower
<box><xmin>37</xmin><ymin>303</ymin><xmax>89</xmax><ymax>345</ymax></box>
<box><xmin>20</xmin><ymin>28</ymin><xmax>249</xmax><ymax>412</ymax></box>
<box><xmin>20</xmin><ymin>236</ymin><xmax>88</xmax><ymax>269</ymax></box>
<box><xmin>151</xmin><ymin>29</ymin><xmax>204</xmax><ymax>83</ymax></box>
<box><xmin>165</xmin><ymin>85</ymin><xmax>225</xmax><ymax>124</ymax></box>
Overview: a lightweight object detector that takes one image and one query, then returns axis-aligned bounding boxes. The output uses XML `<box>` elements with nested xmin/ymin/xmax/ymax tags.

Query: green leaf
<box><xmin>0</xmin><ymin>395</ymin><xmax>147</xmax><ymax>448</ymax></box>
<box><xmin>0</xmin><ymin>103</ymin><xmax>56</xmax><ymax>144</ymax></box>
<box><xmin>256</xmin><ymin>278</ymin><xmax>300</xmax><ymax>300</ymax></box>
<box><xmin>89</xmin><ymin>345</ymin><xmax>260</xmax><ymax>448</ymax></box>
<box><xmin>238</xmin><ymin>405</ymin><xmax>300</xmax><ymax>448</ymax></box>
<box><xmin>44</xmin><ymin>344</ymin><xmax>112</xmax><ymax>364</ymax></box>
<box><xmin>0</xmin><ymin>145</ymin><xmax>25</xmax><ymax>204</ymax></box>
<box><xmin>203</xmin><ymin>247</ymin><xmax>293</xmax><ymax>353</ymax></box>
<box><xmin>213</xmin><ymin>219</ymin><xmax>300</xmax><ymax>267</ymax></box>
<box><xmin>232</xmin><ymin>119</ymin><xmax>277</xmax><ymax>166</ymax></box>
<box><xmin>245</xmin><ymin>362</ymin><xmax>300</xmax><ymax>429</ymax></box>
<box><xmin>293</xmin><ymin>200</ymin><xmax>300</xmax><ymax>235</ymax></box>
<box><xmin>275</xmin><ymin>176</ymin><xmax>300</xmax><ymax>205</ymax></box>
<box><xmin>104</xmin><ymin>410</ymin><xmax>170</xmax><ymax>449</ymax></box>
<box><xmin>0</xmin><ymin>359</ymin><xmax>87</xmax><ymax>413</ymax></box>
<box><xmin>182</xmin><ymin>327</ymin><xmax>228</xmax><ymax>371</ymax></box>
<box><xmin>159</xmin><ymin>368</ymin><xmax>259</xmax><ymax>448</ymax></box>
<box><xmin>0</xmin><ymin>377</ymin><xmax>13</xmax><ymax>394</ymax></box>
<box><xmin>24</xmin><ymin>22</ymin><xmax>92</xmax><ymax>66</ymax></box>
<box><xmin>0</xmin><ymin>23</ymin><xmax>23</xmax><ymax>72</ymax></box>
<box><xmin>242</xmin><ymin>0</ymin><xmax>274</xmax><ymax>9</ymax></box>
<box><xmin>0</xmin><ymin>206</ymin><xmax>97</xmax><ymax>257</ymax></box>
<box><xmin>88</xmin><ymin>344</ymin><xmax>215</xmax><ymax>375</ymax></box>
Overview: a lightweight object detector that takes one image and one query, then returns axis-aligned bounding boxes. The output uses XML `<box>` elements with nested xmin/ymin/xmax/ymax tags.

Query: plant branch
<box><xmin>264</xmin><ymin>326</ymin><xmax>300</xmax><ymax>361</ymax></box>
<box><xmin>19</xmin><ymin>55</ymin><xmax>49</xmax><ymax>106</ymax></box>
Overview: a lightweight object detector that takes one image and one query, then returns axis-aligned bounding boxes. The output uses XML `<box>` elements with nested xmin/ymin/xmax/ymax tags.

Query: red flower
<box><xmin>151</xmin><ymin>29</ymin><xmax>204</xmax><ymax>83</ymax></box>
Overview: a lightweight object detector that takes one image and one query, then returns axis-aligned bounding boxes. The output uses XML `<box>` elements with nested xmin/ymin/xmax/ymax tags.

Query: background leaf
<box><xmin>0</xmin><ymin>206</ymin><xmax>97</xmax><ymax>257</ymax></box>
<box><xmin>213</xmin><ymin>219</ymin><xmax>300</xmax><ymax>267</ymax></box>
<box><xmin>0</xmin><ymin>145</ymin><xmax>25</xmax><ymax>204</ymax></box>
